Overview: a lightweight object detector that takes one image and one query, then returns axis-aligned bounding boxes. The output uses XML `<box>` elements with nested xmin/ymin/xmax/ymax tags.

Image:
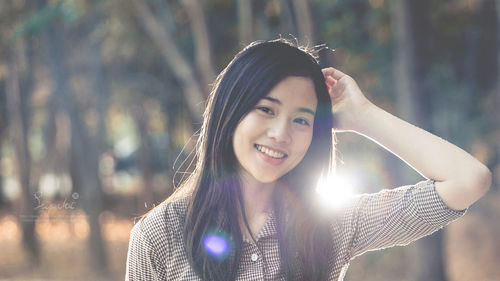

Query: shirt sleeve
<box><xmin>345</xmin><ymin>179</ymin><xmax>467</xmax><ymax>259</ymax></box>
<box><xmin>125</xmin><ymin>220</ymin><xmax>167</xmax><ymax>281</ymax></box>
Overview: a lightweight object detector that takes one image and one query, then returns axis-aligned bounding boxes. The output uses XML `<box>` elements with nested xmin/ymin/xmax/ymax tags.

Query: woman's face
<box><xmin>233</xmin><ymin>76</ymin><xmax>318</xmax><ymax>184</ymax></box>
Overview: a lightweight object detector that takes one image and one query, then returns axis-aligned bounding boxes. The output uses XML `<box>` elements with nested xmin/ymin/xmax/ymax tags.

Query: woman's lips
<box><xmin>254</xmin><ymin>144</ymin><xmax>288</xmax><ymax>157</ymax></box>
<box><xmin>254</xmin><ymin>144</ymin><xmax>288</xmax><ymax>165</ymax></box>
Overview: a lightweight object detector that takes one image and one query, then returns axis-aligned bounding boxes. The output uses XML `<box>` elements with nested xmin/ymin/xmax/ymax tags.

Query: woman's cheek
<box><xmin>294</xmin><ymin>132</ymin><xmax>314</xmax><ymax>165</ymax></box>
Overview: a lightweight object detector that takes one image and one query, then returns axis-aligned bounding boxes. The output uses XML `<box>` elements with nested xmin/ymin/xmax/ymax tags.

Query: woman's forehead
<box><xmin>263</xmin><ymin>76</ymin><xmax>318</xmax><ymax>108</ymax></box>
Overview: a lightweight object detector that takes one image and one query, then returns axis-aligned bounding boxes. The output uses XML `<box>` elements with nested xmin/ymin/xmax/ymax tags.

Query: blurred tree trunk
<box><xmin>278</xmin><ymin>0</ymin><xmax>315</xmax><ymax>44</ymax></box>
<box><xmin>491</xmin><ymin>0</ymin><xmax>500</xmax><ymax>193</ymax></box>
<box><xmin>88</xmin><ymin>42</ymin><xmax>109</xmax><ymax>160</ymax></box>
<box><xmin>132</xmin><ymin>0</ymin><xmax>204</xmax><ymax>122</ymax></box>
<box><xmin>390</xmin><ymin>0</ymin><xmax>447</xmax><ymax>281</ymax></box>
<box><xmin>280</xmin><ymin>0</ymin><xmax>298</xmax><ymax>37</ymax></box>
<box><xmin>497</xmin><ymin>0</ymin><xmax>500</xmax><ymax>92</ymax></box>
<box><xmin>0</xmin><ymin>72</ymin><xmax>8</xmax><ymax>208</ymax></box>
<box><xmin>5</xmin><ymin>39</ymin><xmax>40</xmax><ymax>264</ymax></box>
<box><xmin>85</xmin><ymin>36</ymin><xmax>112</xmax><ymax>267</ymax></box>
<box><xmin>237</xmin><ymin>0</ymin><xmax>253</xmax><ymax>45</ymax></box>
<box><xmin>42</xmin><ymin>55</ymin><xmax>71</xmax><ymax>181</ymax></box>
<box><xmin>42</xmin><ymin>8</ymin><xmax>109</xmax><ymax>276</ymax></box>
<box><xmin>495</xmin><ymin>0</ymin><xmax>500</xmax><ymax>193</ymax></box>
<box><xmin>390</xmin><ymin>0</ymin><xmax>417</xmax><ymax>123</ymax></box>
<box><xmin>131</xmin><ymin>104</ymin><xmax>155</xmax><ymax>212</ymax></box>
<box><xmin>292</xmin><ymin>0</ymin><xmax>315</xmax><ymax>44</ymax></box>
<box><xmin>181</xmin><ymin>0</ymin><xmax>216</xmax><ymax>93</ymax></box>
<box><xmin>461</xmin><ymin>30</ymin><xmax>480</xmax><ymax>91</ymax></box>
<box><xmin>388</xmin><ymin>0</ymin><xmax>419</xmax><ymax>186</ymax></box>
<box><xmin>410</xmin><ymin>0</ymin><xmax>433</xmax><ymax>130</ymax></box>
<box><xmin>42</xmin><ymin>97</ymin><xmax>70</xmax><ymax>176</ymax></box>
<box><xmin>159</xmin><ymin>76</ymin><xmax>193</xmax><ymax>189</ymax></box>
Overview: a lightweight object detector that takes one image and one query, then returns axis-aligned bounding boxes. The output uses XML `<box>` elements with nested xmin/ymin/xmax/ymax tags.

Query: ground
<box><xmin>0</xmin><ymin>195</ymin><xmax>499</xmax><ymax>281</ymax></box>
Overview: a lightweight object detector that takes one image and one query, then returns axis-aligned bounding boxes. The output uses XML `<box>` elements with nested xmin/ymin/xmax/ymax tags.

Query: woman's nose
<box><xmin>267</xmin><ymin>119</ymin><xmax>292</xmax><ymax>144</ymax></box>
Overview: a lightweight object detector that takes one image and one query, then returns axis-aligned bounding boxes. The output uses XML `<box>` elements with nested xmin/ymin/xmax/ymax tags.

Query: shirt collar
<box><xmin>242</xmin><ymin>209</ymin><xmax>277</xmax><ymax>243</ymax></box>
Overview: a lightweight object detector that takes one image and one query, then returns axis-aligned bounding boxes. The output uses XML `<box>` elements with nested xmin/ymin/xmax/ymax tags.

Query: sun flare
<box><xmin>315</xmin><ymin>174</ymin><xmax>355</xmax><ymax>209</ymax></box>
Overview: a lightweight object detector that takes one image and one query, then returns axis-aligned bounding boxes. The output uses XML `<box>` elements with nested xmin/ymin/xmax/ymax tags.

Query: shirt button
<box><xmin>251</xmin><ymin>253</ymin><xmax>259</xmax><ymax>262</ymax></box>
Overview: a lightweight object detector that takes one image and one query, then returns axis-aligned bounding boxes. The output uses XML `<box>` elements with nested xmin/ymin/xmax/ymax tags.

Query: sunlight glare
<box><xmin>315</xmin><ymin>174</ymin><xmax>355</xmax><ymax>209</ymax></box>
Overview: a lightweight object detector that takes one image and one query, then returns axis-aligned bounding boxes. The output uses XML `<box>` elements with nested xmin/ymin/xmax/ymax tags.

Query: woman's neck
<box><xmin>238</xmin><ymin>172</ymin><xmax>275</xmax><ymax>217</ymax></box>
<box><xmin>236</xmin><ymin>171</ymin><xmax>276</xmax><ymax>241</ymax></box>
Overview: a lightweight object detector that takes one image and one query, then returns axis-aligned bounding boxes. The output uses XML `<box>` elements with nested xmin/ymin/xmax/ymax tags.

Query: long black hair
<box><xmin>165</xmin><ymin>38</ymin><xmax>335</xmax><ymax>280</ymax></box>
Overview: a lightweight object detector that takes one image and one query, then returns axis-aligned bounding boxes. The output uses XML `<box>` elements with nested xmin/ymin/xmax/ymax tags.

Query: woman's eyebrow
<box><xmin>299</xmin><ymin>108</ymin><xmax>315</xmax><ymax>116</ymax></box>
<box><xmin>262</xmin><ymin>97</ymin><xmax>315</xmax><ymax>115</ymax></box>
<box><xmin>262</xmin><ymin>96</ymin><xmax>281</xmax><ymax>104</ymax></box>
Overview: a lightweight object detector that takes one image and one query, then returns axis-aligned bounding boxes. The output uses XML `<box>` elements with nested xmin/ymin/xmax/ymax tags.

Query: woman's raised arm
<box><xmin>322</xmin><ymin>67</ymin><xmax>492</xmax><ymax>210</ymax></box>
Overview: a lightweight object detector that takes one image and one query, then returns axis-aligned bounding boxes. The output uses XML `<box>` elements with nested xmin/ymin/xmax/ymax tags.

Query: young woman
<box><xmin>125</xmin><ymin>39</ymin><xmax>491</xmax><ymax>281</ymax></box>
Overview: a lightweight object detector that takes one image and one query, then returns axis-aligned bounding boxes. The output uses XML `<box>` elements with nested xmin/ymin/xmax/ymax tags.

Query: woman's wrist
<box><xmin>334</xmin><ymin>100</ymin><xmax>377</xmax><ymax>134</ymax></box>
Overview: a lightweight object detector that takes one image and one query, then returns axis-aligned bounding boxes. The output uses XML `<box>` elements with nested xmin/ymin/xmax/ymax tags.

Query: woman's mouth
<box><xmin>254</xmin><ymin>144</ymin><xmax>288</xmax><ymax>159</ymax></box>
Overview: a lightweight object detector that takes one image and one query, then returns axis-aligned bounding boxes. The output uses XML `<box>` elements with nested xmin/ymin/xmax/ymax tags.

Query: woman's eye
<box><xmin>256</xmin><ymin>106</ymin><xmax>274</xmax><ymax>115</ymax></box>
<box><xmin>294</xmin><ymin>118</ymin><xmax>310</xmax><ymax>126</ymax></box>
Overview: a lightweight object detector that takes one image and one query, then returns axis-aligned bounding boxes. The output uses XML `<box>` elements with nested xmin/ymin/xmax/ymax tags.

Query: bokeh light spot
<box><xmin>203</xmin><ymin>233</ymin><xmax>230</xmax><ymax>258</ymax></box>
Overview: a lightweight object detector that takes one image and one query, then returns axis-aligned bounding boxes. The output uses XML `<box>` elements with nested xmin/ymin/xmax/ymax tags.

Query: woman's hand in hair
<box><xmin>321</xmin><ymin>67</ymin><xmax>373</xmax><ymax>132</ymax></box>
<box><xmin>322</xmin><ymin>69</ymin><xmax>491</xmax><ymax>210</ymax></box>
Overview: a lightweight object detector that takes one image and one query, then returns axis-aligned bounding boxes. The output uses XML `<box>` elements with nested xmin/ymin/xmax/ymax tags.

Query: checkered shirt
<box><xmin>125</xmin><ymin>179</ymin><xmax>466</xmax><ymax>280</ymax></box>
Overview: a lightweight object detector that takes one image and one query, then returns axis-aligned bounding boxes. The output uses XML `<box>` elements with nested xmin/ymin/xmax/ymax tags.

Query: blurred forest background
<box><xmin>0</xmin><ymin>0</ymin><xmax>499</xmax><ymax>280</ymax></box>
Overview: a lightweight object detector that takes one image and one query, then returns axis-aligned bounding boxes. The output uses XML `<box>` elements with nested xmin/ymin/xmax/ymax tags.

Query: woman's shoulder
<box><xmin>130</xmin><ymin>196</ymin><xmax>190</xmax><ymax>246</ymax></box>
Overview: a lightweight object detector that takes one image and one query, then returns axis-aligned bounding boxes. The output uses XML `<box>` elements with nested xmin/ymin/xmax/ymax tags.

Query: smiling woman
<box><xmin>125</xmin><ymin>38</ymin><xmax>491</xmax><ymax>281</ymax></box>
<box><xmin>233</xmin><ymin>76</ymin><xmax>317</xmax><ymax>184</ymax></box>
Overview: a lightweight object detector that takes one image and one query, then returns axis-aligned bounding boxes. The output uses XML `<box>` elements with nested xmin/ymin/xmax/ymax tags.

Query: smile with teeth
<box><xmin>255</xmin><ymin>144</ymin><xmax>287</xmax><ymax>159</ymax></box>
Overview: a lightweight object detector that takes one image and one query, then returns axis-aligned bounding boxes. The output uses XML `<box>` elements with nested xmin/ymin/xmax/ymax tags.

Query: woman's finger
<box><xmin>322</xmin><ymin>67</ymin><xmax>346</xmax><ymax>80</ymax></box>
<box><xmin>325</xmin><ymin>76</ymin><xmax>336</xmax><ymax>88</ymax></box>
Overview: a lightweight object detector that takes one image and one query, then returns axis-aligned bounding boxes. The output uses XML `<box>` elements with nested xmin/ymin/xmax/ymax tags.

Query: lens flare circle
<box><xmin>203</xmin><ymin>229</ymin><xmax>232</xmax><ymax>259</ymax></box>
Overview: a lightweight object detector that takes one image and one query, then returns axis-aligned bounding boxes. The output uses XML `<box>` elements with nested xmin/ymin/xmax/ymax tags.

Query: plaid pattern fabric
<box><xmin>125</xmin><ymin>179</ymin><xmax>466</xmax><ymax>280</ymax></box>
